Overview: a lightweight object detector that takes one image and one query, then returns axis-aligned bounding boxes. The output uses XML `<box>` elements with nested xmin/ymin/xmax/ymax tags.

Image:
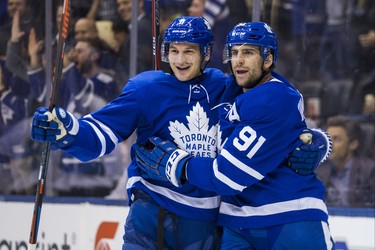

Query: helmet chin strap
<box><xmin>201</xmin><ymin>59</ymin><xmax>209</xmax><ymax>71</ymax></box>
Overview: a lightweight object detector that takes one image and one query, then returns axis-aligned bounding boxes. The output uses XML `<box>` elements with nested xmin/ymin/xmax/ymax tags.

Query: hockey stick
<box><xmin>151</xmin><ymin>0</ymin><xmax>161</xmax><ymax>70</ymax></box>
<box><xmin>28</xmin><ymin>0</ymin><xmax>70</xmax><ymax>249</ymax></box>
<box><xmin>151</xmin><ymin>1</ymin><xmax>164</xmax><ymax>248</ymax></box>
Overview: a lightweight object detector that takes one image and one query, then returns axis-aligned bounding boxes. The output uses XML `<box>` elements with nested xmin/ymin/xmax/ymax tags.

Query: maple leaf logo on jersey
<box><xmin>168</xmin><ymin>102</ymin><xmax>217</xmax><ymax>158</ymax></box>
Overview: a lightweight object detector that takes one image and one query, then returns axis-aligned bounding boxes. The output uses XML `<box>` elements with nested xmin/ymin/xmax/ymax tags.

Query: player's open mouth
<box><xmin>176</xmin><ymin>66</ymin><xmax>190</xmax><ymax>71</ymax></box>
<box><xmin>235</xmin><ymin>69</ymin><xmax>247</xmax><ymax>75</ymax></box>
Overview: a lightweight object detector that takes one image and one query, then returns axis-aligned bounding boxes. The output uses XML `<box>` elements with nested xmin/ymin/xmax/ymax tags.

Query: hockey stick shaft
<box><xmin>28</xmin><ymin>1</ymin><xmax>70</xmax><ymax>249</ymax></box>
<box><xmin>152</xmin><ymin>0</ymin><xmax>160</xmax><ymax>70</ymax></box>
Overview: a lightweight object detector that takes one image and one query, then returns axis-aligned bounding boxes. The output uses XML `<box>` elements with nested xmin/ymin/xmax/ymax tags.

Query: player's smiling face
<box><xmin>168</xmin><ymin>43</ymin><xmax>202</xmax><ymax>82</ymax></box>
<box><xmin>230</xmin><ymin>44</ymin><xmax>264</xmax><ymax>90</ymax></box>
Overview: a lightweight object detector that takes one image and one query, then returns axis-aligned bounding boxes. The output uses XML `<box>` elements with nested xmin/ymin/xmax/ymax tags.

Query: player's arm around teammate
<box><xmin>135</xmin><ymin>22</ymin><xmax>335</xmax><ymax>250</ymax></box>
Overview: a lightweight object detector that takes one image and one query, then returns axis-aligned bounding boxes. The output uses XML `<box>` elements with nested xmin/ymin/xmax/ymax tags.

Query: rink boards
<box><xmin>0</xmin><ymin>196</ymin><xmax>374</xmax><ymax>250</ymax></box>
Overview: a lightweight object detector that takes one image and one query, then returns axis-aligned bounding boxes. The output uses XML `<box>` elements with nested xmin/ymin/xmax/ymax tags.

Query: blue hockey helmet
<box><xmin>161</xmin><ymin>16</ymin><xmax>214</xmax><ymax>63</ymax></box>
<box><xmin>223</xmin><ymin>22</ymin><xmax>278</xmax><ymax>65</ymax></box>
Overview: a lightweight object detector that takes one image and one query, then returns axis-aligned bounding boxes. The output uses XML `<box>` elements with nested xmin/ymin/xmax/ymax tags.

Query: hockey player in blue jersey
<box><xmin>31</xmin><ymin>16</ymin><xmax>331</xmax><ymax>249</ymax></box>
<box><xmin>32</xmin><ymin>16</ymin><xmax>227</xmax><ymax>249</ymax></box>
<box><xmin>134</xmin><ymin>22</ymin><xmax>335</xmax><ymax>249</ymax></box>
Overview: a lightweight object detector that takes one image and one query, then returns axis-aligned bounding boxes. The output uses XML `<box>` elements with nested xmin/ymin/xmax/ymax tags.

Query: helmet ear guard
<box><xmin>222</xmin><ymin>44</ymin><xmax>231</xmax><ymax>64</ymax></box>
<box><xmin>263</xmin><ymin>48</ymin><xmax>270</xmax><ymax>62</ymax></box>
<box><xmin>161</xmin><ymin>42</ymin><xmax>169</xmax><ymax>62</ymax></box>
<box><xmin>202</xmin><ymin>44</ymin><xmax>212</xmax><ymax>62</ymax></box>
<box><xmin>263</xmin><ymin>48</ymin><xmax>276</xmax><ymax>70</ymax></box>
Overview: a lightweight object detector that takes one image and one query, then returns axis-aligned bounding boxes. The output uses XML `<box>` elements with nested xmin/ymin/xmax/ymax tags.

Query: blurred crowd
<box><xmin>0</xmin><ymin>0</ymin><xmax>374</xmax><ymax>208</ymax></box>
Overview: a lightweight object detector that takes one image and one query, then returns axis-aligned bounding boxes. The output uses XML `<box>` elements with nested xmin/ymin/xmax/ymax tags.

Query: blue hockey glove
<box><xmin>134</xmin><ymin>137</ymin><xmax>193</xmax><ymax>187</ymax></box>
<box><xmin>31</xmin><ymin>106</ymin><xmax>79</xmax><ymax>149</ymax></box>
<box><xmin>288</xmin><ymin>128</ymin><xmax>332</xmax><ymax>175</ymax></box>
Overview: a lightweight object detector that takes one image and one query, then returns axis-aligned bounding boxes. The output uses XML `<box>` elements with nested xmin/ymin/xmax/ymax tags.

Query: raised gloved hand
<box><xmin>288</xmin><ymin>128</ymin><xmax>332</xmax><ymax>175</ymax></box>
<box><xmin>31</xmin><ymin>106</ymin><xmax>79</xmax><ymax>148</ymax></box>
<box><xmin>134</xmin><ymin>137</ymin><xmax>193</xmax><ymax>187</ymax></box>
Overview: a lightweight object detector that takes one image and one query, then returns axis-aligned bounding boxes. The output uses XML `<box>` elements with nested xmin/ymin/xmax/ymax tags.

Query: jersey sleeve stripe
<box><xmin>221</xmin><ymin>149</ymin><xmax>264</xmax><ymax>180</ymax></box>
<box><xmin>70</xmin><ymin>114</ymin><xmax>79</xmax><ymax>135</ymax></box>
<box><xmin>84</xmin><ymin>114</ymin><xmax>119</xmax><ymax>145</ymax></box>
<box><xmin>83</xmin><ymin>120</ymin><xmax>107</xmax><ymax>157</ymax></box>
<box><xmin>127</xmin><ymin>176</ymin><xmax>221</xmax><ymax>209</ymax></box>
<box><xmin>219</xmin><ymin>197</ymin><xmax>328</xmax><ymax>217</ymax></box>
<box><xmin>213</xmin><ymin>159</ymin><xmax>246</xmax><ymax>191</ymax></box>
<box><xmin>62</xmin><ymin>157</ymin><xmax>103</xmax><ymax>164</ymax></box>
<box><xmin>321</xmin><ymin>221</ymin><xmax>334</xmax><ymax>250</ymax></box>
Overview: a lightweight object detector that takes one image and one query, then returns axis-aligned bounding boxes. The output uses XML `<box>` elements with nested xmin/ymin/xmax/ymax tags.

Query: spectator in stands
<box><xmin>69</xmin><ymin>38</ymin><xmax>119</xmax><ymax>101</ymax></box>
<box><xmin>116</xmin><ymin>0</ymin><xmax>132</xmax><ymax>23</ymax></box>
<box><xmin>5</xmin><ymin>3</ymin><xmax>44</xmax><ymax>110</ymax></box>
<box><xmin>5</xmin><ymin>3</ymin><xmax>31</xmax><ymax>83</ymax></box>
<box><xmin>73</xmin><ymin>17</ymin><xmax>117</xmax><ymax>70</ymax></box>
<box><xmin>276</xmin><ymin>0</ymin><xmax>325</xmax><ymax>83</ymax></box>
<box><xmin>0</xmin><ymin>42</ymin><xmax>12</xmax><ymax>195</ymax></box>
<box><xmin>1</xmin><ymin>0</ymin><xmax>44</xmax><ymax>54</ymax></box>
<box><xmin>116</xmin><ymin>0</ymin><xmax>152</xmax><ymax>75</ymax></box>
<box><xmin>316</xmin><ymin>115</ymin><xmax>375</xmax><ymax>208</ymax></box>
<box><xmin>110</xmin><ymin>17</ymin><xmax>130</xmax><ymax>90</ymax></box>
<box><xmin>188</xmin><ymin>0</ymin><xmax>205</xmax><ymax>17</ymax></box>
<box><xmin>70</xmin><ymin>1</ymin><xmax>93</xmax><ymax>20</ymax></box>
<box><xmin>0</xmin><ymin>30</ymin><xmax>38</xmax><ymax>195</ymax></box>
<box><xmin>2</xmin><ymin>4</ymin><xmax>42</xmax><ymax>195</ymax></box>
<box><xmin>189</xmin><ymin>0</ymin><xmax>248</xmax><ymax>72</ymax></box>
<box><xmin>74</xmin><ymin>18</ymin><xmax>98</xmax><ymax>41</ymax></box>
<box><xmin>319</xmin><ymin>0</ymin><xmax>357</xmax><ymax>81</ymax></box>
<box><xmin>0</xmin><ymin>40</ymin><xmax>25</xmax><ymax>194</ymax></box>
<box><xmin>0</xmin><ymin>0</ymin><xmax>31</xmax><ymax>38</ymax></box>
<box><xmin>202</xmin><ymin>0</ymin><xmax>248</xmax><ymax>27</ymax></box>
<box><xmin>348</xmin><ymin>0</ymin><xmax>375</xmax><ymax>115</ymax></box>
<box><xmin>86</xmin><ymin>0</ymin><xmax>117</xmax><ymax>21</ymax></box>
<box><xmin>26</xmin><ymin>3</ymin><xmax>74</xmax><ymax>109</ymax></box>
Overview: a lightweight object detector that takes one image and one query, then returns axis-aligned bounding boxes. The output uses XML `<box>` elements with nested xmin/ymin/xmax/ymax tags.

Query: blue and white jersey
<box><xmin>187</xmin><ymin>72</ymin><xmax>328</xmax><ymax>228</ymax></box>
<box><xmin>62</xmin><ymin>68</ymin><xmax>228</xmax><ymax>221</ymax></box>
<box><xmin>0</xmin><ymin>86</ymin><xmax>27</xmax><ymax>150</ymax></box>
<box><xmin>28</xmin><ymin>64</ymin><xmax>119</xmax><ymax>108</ymax></box>
<box><xmin>28</xmin><ymin>67</ymin><xmax>71</xmax><ymax>108</ymax></box>
<box><xmin>64</xmin><ymin>65</ymin><xmax>119</xmax><ymax>103</ymax></box>
<box><xmin>1</xmin><ymin>60</ymin><xmax>29</xmax><ymax>159</ymax></box>
<box><xmin>59</xmin><ymin>65</ymin><xmax>122</xmax><ymax>186</ymax></box>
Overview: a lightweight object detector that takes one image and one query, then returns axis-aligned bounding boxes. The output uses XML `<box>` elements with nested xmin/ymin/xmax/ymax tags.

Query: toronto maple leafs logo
<box><xmin>168</xmin><ymin>102</ymin><xmax>218</xmax><ymax>158</ymax></box>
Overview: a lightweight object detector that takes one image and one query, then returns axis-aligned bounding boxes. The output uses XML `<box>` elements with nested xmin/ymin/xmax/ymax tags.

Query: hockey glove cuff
<box><xmin>134</xmin><ymin>137</ymin><xmax>193</xmax><ymax>187</ymax></box>
<box><xmin>289</xmin><ymin>128</ymin><xmax>332</xmax><ymax>175</ymax></box>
